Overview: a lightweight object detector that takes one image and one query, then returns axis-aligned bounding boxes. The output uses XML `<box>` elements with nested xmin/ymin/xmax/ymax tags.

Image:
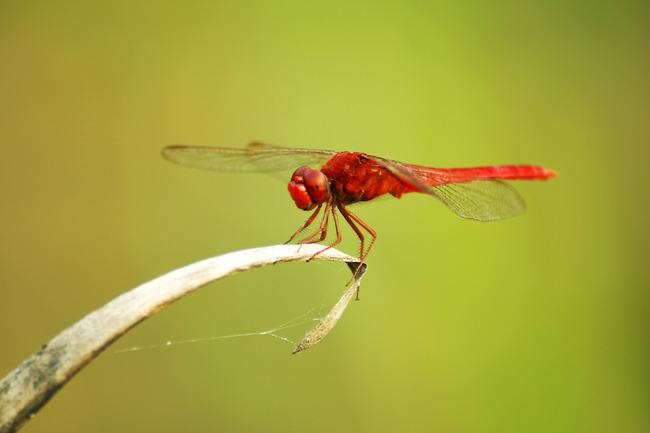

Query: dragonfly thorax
<box><xmin>288</xmin><ymin>166</ymin><xmax>330</xmax><ymax>210</ymax></box>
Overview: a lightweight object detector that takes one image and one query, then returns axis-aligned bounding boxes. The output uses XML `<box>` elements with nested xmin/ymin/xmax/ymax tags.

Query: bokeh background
<box><xmin>1</xmin><ymin>1</ymin><xmax>648</xmax><ymax>432</ymax></box>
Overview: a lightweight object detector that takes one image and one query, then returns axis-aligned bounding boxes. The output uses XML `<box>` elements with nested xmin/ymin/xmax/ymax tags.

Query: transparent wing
<box><xmin>366</xmin><ymin>155</ymin><xmax>526</xmax><ymax>221</ymax></box>
<box><xmin>431</xmin><ymin>180</ymin><xmax>526</xmax><ymax>221</ymax></box>
<box><xmin>161</xmin><ymin>142</ymin><xmax>335</xmax><ymax>172</ymax></box>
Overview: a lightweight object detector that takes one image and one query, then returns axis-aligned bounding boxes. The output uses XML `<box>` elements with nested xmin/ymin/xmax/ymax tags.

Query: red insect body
<box><xmin>406</xmin><ymin>163</ymin><xmax>556</xmax><ymax>186</ymax></box>
<box><xmin>320</xmin><ymin>152</ymin><xmax>411</xmax><ymax>204</ymax></box>
<box><xmin>162</xmin><ymin>143</ymin><xmax>557</xmax><ymax>264</ymax></box>
<box><xmin>320</xmin><ymin>152</ymin><xmax>556</xmax><ymax>205</ymax></box>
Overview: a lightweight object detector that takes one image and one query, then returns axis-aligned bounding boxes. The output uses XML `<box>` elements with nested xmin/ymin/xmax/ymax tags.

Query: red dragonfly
<box><xmin>162</xmin><ymin>142</ymin><xmax>556</xmax><ymax>262</ymax></box>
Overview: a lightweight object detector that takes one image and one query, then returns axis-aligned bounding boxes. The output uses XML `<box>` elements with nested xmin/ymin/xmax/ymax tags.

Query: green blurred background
<box><xmin>1</xmin><ymin>1</ymin><xmax>648</xmax><ymax>432</ymax></box>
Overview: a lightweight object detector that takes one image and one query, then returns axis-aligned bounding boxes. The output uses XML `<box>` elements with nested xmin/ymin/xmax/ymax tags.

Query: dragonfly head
<box><xmin>288</xmin><ymin>166</ymin><xmax>330</xmax><ymax>210</ymax></box>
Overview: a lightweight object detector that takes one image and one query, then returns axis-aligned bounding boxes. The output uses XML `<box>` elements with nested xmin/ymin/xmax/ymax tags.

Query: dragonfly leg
<box><xmin>340</xmin><ymin>205</ymin><xmax>377</xmax><ymax>262</ymax></box>
<box><xmin>285</xmin><ymin>204</ymin><xmax>322</xmax><ymax>244</ymax></box>
<box><xmin>336</xmin><ymin>205</ymin><xmax>376</xmax><ymax>298</ymax></box>
<box><xmin>308</xmin><ymin>204</ymin><xmax>342</xmax><ymax>261</ymax></box>
<box><xmin>337</xmin><ymin>204</ymin><xmax>365</xmax><ymax>259</ymax></box>
<box><xmin>299</xmin><ymin>201</ymin><xmax>332</xmax><ymax>244</ymax></box>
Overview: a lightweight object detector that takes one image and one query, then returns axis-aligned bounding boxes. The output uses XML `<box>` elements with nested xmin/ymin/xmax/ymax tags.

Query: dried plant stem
<box><xmin>0</xmin><ymin>244</ymin><xmax>366</xmax><ymax>433</ymax></box>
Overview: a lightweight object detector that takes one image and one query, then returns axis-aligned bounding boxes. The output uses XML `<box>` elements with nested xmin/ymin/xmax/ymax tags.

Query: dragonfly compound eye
<box><xmin>288</xmin><ymin>167</ymin><xmax>329</xmax><ymax>210</ymax></box>
<box><xmin>303</xmin><ymin>169</ymin><xmax>329</xmax><ymax>204</ymax></box>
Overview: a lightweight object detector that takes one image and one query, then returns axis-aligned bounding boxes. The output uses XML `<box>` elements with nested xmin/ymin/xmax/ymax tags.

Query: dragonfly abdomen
<box><xmin>407</xmin><ymin>164</ymin><xmax>556</xmax><ymax>186</ymax></box>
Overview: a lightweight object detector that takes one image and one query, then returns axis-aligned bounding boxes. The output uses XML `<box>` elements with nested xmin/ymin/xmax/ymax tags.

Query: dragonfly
<box><xmin>162</xmin><ymin>142</ymin><xmax>556</xmax><ymax>262</ymax></box>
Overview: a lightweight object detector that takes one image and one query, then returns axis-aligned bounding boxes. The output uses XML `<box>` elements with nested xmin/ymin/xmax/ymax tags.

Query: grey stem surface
<box><xmin>0</xmin><ymin>244</ymin><xmax>366</xmax><ymax>433</ymax></box>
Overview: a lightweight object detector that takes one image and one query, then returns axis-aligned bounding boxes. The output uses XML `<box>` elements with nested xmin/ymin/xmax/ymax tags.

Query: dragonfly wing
<box><xmin>162</xmin><ymin>142</ymin><xmax>335</xmax><ymax>172</ymax></box>
<box><xmin>432</xmin><ymin>180</ymin><xmax>526</xmax><ymax>221</ymax></box>
<box><xmin>366</xmin><ymin>155</ymin><xmax>526</xmax><ymax>221</ymax></box>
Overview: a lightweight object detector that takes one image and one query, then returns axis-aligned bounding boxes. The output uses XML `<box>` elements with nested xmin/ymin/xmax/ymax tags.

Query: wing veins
<box><xmin>162</xmin><ymin>143</ymin><xmax>335</xmax><ymax>172</ymax></box>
